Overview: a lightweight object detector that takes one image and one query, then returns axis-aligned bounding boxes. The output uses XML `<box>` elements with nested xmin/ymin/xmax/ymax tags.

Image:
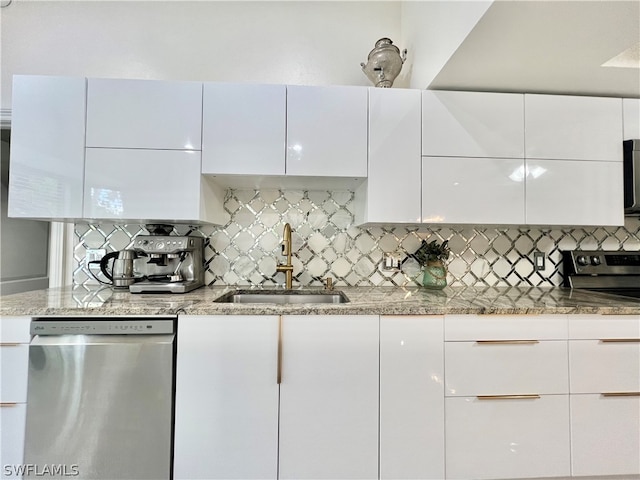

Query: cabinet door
<box><xmin>525</xmin><ymin>159</ymin><xmax>624</xmax><ymax>226</ymax></box>
<box><xmin>8</xmin><ymin>75</ymin><xmax>86</xmax><ymax>219</ymax></box>
<box><xmin>202</xmin><ymin>83</ymin><xmax>286</xmax><ymax>175</ymax></box>
<box><xmin>357</xmin><ymin>88</ymin><xmax>421</xmax><ymax>224</ymax></box>
<box><xmin>0</xmin><ymin>403</ymin><xmax>27</xmax><ymax>477</ymax></box>
<box><xmin>286</xmin><ymin>85</ymin><xmax>367</xmax><ymax>178</ymax></box>
<box><xmin>174</xmin><ymin>315</ymin><xmax>279</xmax><ymax>480</ymax></box>
<box><xmin>445</xmin><ymin>395</ymin><xmax>571</xmax><ymax>479</ymax></box>
<box><xmin>571</xmin><ymin>394</ymin><xmax>640</xmax><ymax>476</ymax></box>
<box><xmin>0</xmin><ymin>345</ymin><xmax>29</xmax><ymax>402</ymax></box>
<box><xmin>422</xmin><ymin>90</ymin><xmax>524</xmax><ymax>158</ymax></box>
<box><xmin>279</xmin><ymin>315</ymin><xmax>378</xmax><ymax>479</ymax></box>
<box><xmin>570</xmin><ymin>340</ymin><xmax>640</xmax><ymax>393</ymax></box>
<box><xmin>525</xmin><ymin>94</ymin><xmax>623</xmax><ymax>162</ymax></box>
<box><xmin>83</xmin><ymin>148</ymin><xmax>202</xmax><ymax>222</ymax></box>
<box><xmin>422</xmin><ymin>157</ymin><xmax>525</xmax><ymax>224</ymax></box>
<box><xmin>86</xmin><ymin>78</ymin><xmax>202</xmax><ymax>150</ymax></box>
<box><xmin>380</xmin><ymin>316</ymin><xmax>444</xmax><ymax>480</ymax></box>
<box><xmin>623</xmin><ymin>98</ymin><xmax>640</xmax><ymax>140</ymax></box>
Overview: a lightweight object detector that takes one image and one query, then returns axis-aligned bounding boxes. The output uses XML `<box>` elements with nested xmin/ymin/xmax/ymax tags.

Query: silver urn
<box><xmin>360</xmin><ymin>38</ymin><xmax>407</xmax><ymax>88</ymax></box>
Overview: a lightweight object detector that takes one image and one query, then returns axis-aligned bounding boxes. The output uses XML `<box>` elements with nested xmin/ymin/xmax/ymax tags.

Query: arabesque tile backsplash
<box><xmin>74</xmin><ymin>189</ymin><xmax>640</xmax><ymax>289</ymax></box>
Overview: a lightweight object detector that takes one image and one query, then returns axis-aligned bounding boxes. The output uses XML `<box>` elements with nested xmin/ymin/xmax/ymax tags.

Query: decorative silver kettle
<box><xmin>360</xmin><ymin>38</ymin><xmax>407</xmax><ymax>88</ymax></box>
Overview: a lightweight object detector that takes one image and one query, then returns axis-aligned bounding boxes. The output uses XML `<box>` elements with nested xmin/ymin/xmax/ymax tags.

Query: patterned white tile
<box><xmin>73</xmin><ymin>189</ymin><xmax>640</xmax><ymax>288</ymax></box>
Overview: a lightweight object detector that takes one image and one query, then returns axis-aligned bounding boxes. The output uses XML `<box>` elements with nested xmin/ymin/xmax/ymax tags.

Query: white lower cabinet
<box><xmin>278</xmin><ymin>315</ymin><xmax>379</xmax><ymax>479</ymax></box>
<box><xmin>570</xmin><ymin>394</ymin><xmax>640</xmax><ymax>477</ymax></box>
<box><xmin>0</xmin><ymin>317</ymin><xmax>31</xmax><ymax>475</ymax></box>
<box><xmin>174</xmin><ymin>314</ymin><xmax>378</xmax><ymax>480</ymax></box>
<box><xmin>379</xmin><ymin>316</ymin><xmax>444</xmax><ymax>480</ymax></box>
<box><xmin>445</xmin><ymin>395</ymin><xmax>571</xmax><ymax>480</ymax></box>
<box><xmin>174</xmin><ymin>315</ymin><xmax>280</xmax><ymax>479</ymax></box>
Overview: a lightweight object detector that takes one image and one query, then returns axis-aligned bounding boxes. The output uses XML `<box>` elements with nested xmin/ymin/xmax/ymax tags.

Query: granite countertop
<box><xmin>1</xmin><ymin>285</ymin><xmax>640</xmax><ymax>317</ymax></box>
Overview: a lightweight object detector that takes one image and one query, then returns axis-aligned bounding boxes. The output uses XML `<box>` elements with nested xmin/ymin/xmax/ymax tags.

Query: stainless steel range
<box><xmin>563</xmin><ymin>250</ymin><xmax>640</xmax><ymax>300</ymax></box>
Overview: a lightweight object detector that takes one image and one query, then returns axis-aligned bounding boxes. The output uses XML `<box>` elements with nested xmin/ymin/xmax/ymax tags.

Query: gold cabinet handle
<box><xmin>0</xmin><ymin>402</ymin><xmax>18</xmax><ymax>407</ymax></box>
<box><xmin>277</xmin><ymin>317</ymin><xmax>282</xmax><ymax>385</ymax></box>
<box><xmin>0</xmin><ymin>343</ymin><xmax>20</xmax><ymax>346</ymax></box>
<box><xmin>600</xmin><ymin>339</ymin><xmax>640</xmax><ymax>343</ymax></box>
<box><xmin>476</xmin><ymin>340</ymin><xmax>540</xmax><ymax>345</ymax></box>
<box><xmin>602</xmin><ymin>392</ymin><xmax>640</xmax><ymax>397</ymax></box>
<box><xmin>477</xmin><ymin>395</ymin><xmax>541</xmax><ymax>400</ymax></box>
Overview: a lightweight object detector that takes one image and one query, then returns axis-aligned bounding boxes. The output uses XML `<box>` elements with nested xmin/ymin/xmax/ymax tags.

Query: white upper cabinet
<box><xmin>83</xmin><ymin>148</ymin><xmax>227</xmax><ymax>224</ymax></box>
<box><xmin>525</xmin><ymin>94</ymin><xmax>623</xmax><ymax>162</ymax></box>
<box><xmin>286</xmin><ymin>85</ymin><xmax>368</xmax><ymax>177</ymax></box>
<box><xmin>356</xmin><ymin>88</ymin><xmax>421</xmax><ymax>224</ymax></box>
<box><xmin>422</xmin><ymin>157</ymin><xmax>525</xmax><ymax>224</ymax></box>
<box><xmin>525</xmin><ymin>159</ymin><xmax>624</xmax><ymax>226</ymax></box>
<box><xmin>202</xmin><ymin>83</ymin><xmax>286</xmax><ymax>176</ymax></box>
<box><xmin>8</xmin><ymin>75</ymin><xmax>86</xmax><ymax>219</ymax></box>
<box><xmin>623</xmin><ymin>98</ymin><xmax>640</xmax><ymax>140</ymax></box>
<box><xmin>422</xmin><ymin>90</ymin><xmax>524</xmax><ymax>158</ymax></box>
<box><xmin>86</xmin><ymin>78</ymin><xmax>202</xmax><ymax>150</ymax></box>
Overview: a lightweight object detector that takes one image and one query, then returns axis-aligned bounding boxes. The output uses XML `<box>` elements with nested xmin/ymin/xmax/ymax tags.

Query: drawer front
<box><xmin>445</xmin><ymin>340</ymin><xmax>568</xmax><ymax>395</ymax></box>
<box><xmin>571</xmin><ymin>394</ymin><xmax>640</xmax><ymax>476</ymax></box>
<box><xmin>0</xmin><ymin>403</ymin><xmax>27</xmax><ymax>473</ymax></box>
<box><xmin>0</xmin><ymin>345</ymin><xmax>29</xmax><ymax>402</ymax></box>
<box><xmin>570</xmin><ymin>340</ymin><xmax>640</xmax><ymax>393</ymax></box>
<box><xmin>445</xmin><ymin>395</ymin><xmax>570</xmax><ymax>480</ymax></box>
<box><xmin>0</xmin><ymin>316</ymin><xmax>31</xmax><ymax>344</ymax></box>
<box><xmin>445</xmin><ymin>314</ymin><xmax>568</xmax><ymax>341</ymax></box>
<box><xmin>569</xmin><ymin>314</ymin><xmax>640</xmax><ymax>339</ymax></box>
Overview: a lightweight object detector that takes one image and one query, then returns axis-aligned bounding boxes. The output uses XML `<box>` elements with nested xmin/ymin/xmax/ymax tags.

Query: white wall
<box><xmin>401</xmin><ymin>0</ymin><xmax>492</xmax><ymax>89</ymax></box>
<box><xmin>0</xmin><ymin>0</ymin><xmax>403</xmax><ymax>109</ymax></box>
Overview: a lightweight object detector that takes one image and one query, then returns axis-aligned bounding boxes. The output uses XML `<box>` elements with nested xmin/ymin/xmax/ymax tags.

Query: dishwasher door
<box><xmin>24</xmin><ymin>333</ymin><xmax>174</xmax><ymax>480</ymax></box>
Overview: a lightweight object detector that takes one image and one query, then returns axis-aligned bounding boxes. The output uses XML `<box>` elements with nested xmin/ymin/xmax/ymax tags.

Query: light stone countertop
<box><xmin>1</xmin><ymin>285</ymin><xmax>640</xmax><ymax>317</ymax></box>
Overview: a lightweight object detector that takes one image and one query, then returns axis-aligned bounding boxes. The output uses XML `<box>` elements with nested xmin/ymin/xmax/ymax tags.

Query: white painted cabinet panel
<box><xmin>356</xmin><ymin>88</ymin><xmax>421</xmax><ymax>224</ymax></box>
<box><xmin>525</xmin><ymin>159</ymin><xmax>624</xmax><ymax>226</ymax></box>
<box><xmin>445</xmin><ymin>314</ymin><xmax>568</xmax><ymax>341</ymax></box>
<box><xmin>174</xmin><ymin>315</ymin><xmax>279</xmax><ymax>480</ymax></box>
<box><xmin>0</xmin><ymin>403</ymin><xmax>27</xmax><ymax>477</ymax></box>
<box><xmin>571</xmin><ymin>394</ymin><xmax>640</xmax><ymax>476</ymax></box>
<box><xmin>569</xmin><ymin>314</ymin><xmax>640</xmax><ymax>339</ymax></box>
<box><xmin>202</xmin><ymin>83</ymin><xmax>286</xmax><ymax>175</ymax></box>
<box><xmin>422</xmin><ymin>90</ymin><xmax>524</xmax><ymax>158</ymax></box>
<box><xmin>286</xmin><ymin>85</ymin><xmax>368</xmax><ymax>178</ymax></box>
<box><xmin>279</xmin><ymin>315</ymin><xmax>378</xmax><ymax>480</ymax></box>
<box><xmin>525</xmin><ymin>94</ymin><xmax>623</xmax><ymax>162</ymax></box>
<box><xmin>86</xmin><ymin>78</ymin><xmax>202</xmax><ymax>150</ymax></box>
<box><xmin>422</xmin><ymin>156</ymin><xmax>525</xmax><ymax>224</ymax></box>
<box><xmin>445</xmin><ymin>395</ymin><xmax>571</xmax><ymax>480</ymax></box>
<box><xmin>83</xmin><ymin>148</ymin><xmax>226</xmax><ymax>224</ymax></box>
<box><xmin>445</xmin><ymin>340</ymin><xmax>568</xmax><ymax>396</ymax></box>
<box><xmin>380</xmin><ymin>316</ymin><xmax>444</xmax><ymax>480</ymax></box>
<box><xmin>8</xmin><ymin>75</ymin><xmax>86</xmax><ymax>219</ymax></box>
<box><xmin>0</xmin><ymin>345</ymin><xmax>29</xmax><ymax>403</ymax></box>
<box><xmin>0</xmin><ymin>317</ymin><xmax>31</xmax><ymax>344</ymax></box>
<box><xmin>570</xmin><ymin>340</ymin><xmax>640</xmax><ymax>394</ymax></box>
<box><xmin>623</xmin><ymin>98</ymin><xmax>640</xmax><ymax>140</ymax></box>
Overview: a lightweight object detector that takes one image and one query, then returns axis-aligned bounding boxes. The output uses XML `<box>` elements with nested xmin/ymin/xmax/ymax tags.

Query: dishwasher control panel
<box><xmin>30</xmin><ymin>317</ymin><xmax>176</xmax><ymax>335</ymax></box>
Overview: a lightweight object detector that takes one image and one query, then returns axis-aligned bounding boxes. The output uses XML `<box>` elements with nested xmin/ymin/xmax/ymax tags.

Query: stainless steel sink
<box><xmin>214</xmin><ymin>290</ymin><xmax>350</xmax><ymax>304</ymax></box>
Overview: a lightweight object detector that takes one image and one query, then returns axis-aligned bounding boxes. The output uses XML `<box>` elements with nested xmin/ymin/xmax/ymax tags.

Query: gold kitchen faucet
<box><xmin>276</xmin><ymin>223</ymin><xmax>294</xmax><ymax>289</ymax></box>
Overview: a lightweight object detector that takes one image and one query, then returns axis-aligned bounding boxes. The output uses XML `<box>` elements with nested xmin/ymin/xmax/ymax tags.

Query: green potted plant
<box><xmin>413</xmin><ymin>239</ymin><xmax>450</xmax><ymax>289</ymax></box>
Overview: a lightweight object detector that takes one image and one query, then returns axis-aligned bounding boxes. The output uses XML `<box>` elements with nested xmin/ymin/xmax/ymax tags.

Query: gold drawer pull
<box><xmin>602</xmin><ymin>392</ymin><xmax>640</xmax><ymax>397</ymax></box>
<box><xmin>600</xmin><ymin>339</ymin><xmax>640</xmax><ymax>343</ymax></box>
<box><xmin>477</xmin><ymin>395</ymin><xmax>541</xmax><ymax>400</ymax></box>
<box><xmin>0</xmin><ymin>343</ymin><xmax>20</xmax><ymax>347</ymax></box>
<box><xmin>0</xmin><ymin>402</ymin><xmax>18</xmax><ymax>407</ymax></box>
<box><xmin>476</xmin><ymin>340</ymin><xmax>540</xmax><ymax>345</ymax></box>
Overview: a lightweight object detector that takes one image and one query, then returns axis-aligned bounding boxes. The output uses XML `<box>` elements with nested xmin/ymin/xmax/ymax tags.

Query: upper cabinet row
<box><xmin>8</xmin><ymin>75</ymin><xmax>635</xmax><ymax>226</ymax></box>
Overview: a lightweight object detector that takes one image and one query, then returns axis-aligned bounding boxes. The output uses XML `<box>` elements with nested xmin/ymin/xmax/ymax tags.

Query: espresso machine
<box><xmin>129</xmin><ymin>235</ymin><xmax>205</xmax><ymax>294</ymax></box>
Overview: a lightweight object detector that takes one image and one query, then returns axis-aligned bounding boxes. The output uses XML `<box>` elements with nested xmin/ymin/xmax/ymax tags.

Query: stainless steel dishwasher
<box><xmin>24</xmin><ymin>317</ymin><xmax>176</xmax><ymax>480</ymax></box>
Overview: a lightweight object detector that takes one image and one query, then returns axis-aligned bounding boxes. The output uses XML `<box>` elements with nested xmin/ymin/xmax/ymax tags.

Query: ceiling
<box><xmin>429</xmin><ymin>0</ymin><xmax>640</xmax><ymax>98</ymax></box>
